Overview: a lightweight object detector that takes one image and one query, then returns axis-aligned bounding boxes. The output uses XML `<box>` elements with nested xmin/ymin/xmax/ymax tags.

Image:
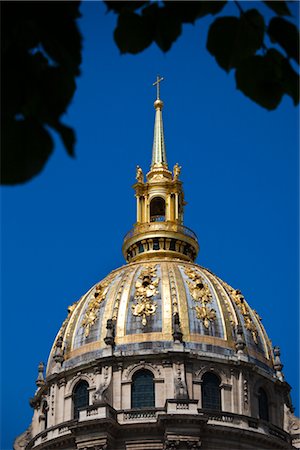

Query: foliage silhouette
<box><xmin>106</xmin><ymin>0</ymin><xmax>299</xmax><ymax>110</ymax></box>
<box><xmin>1</xmin><ymin>1</ymin><xmax>299</xmax><ymax>185</ymax></box>
<box><xmin>1</xmin><ymin>1</ymin><xmax>81</xmax><ymax>185</ymax></box>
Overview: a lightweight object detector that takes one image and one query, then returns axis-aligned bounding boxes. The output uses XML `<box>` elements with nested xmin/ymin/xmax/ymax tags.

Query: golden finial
<box><xmin>153</xmin><ymin>75</ymin><xmax>164</xmax><ymax>109</ymax></box>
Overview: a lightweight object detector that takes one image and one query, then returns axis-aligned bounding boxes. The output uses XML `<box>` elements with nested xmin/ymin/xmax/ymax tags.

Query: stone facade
<box><xmin>14</xmin><ymin>86</ymin><xmax>299</xmax><ymax>450</ymax></box>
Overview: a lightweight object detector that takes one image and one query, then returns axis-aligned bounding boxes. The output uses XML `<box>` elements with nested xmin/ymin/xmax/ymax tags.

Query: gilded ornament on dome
<box><xmin>223</xmin><ymin>282</ymin><xmax>259</xmax><ymax>345</ymax></box>
<box><xmin>253</xmin><ymin>309</ymin><xmax>262</xmax><ymax>321</ymax></box>
<box><xmin>131</xmin><ymin>265</ymin><xmax>159</xmax><ymax>326</ymax></box>
<box><xmin>169</xmin><ymin>268</ymin><xmax>179</xmax><ymax>314</ymax></box>
<box><xmin>81</xmin><ymin>274</ymin><xmax>115</xmax><ymax>337</ymax></box>
<box><xmin>195</xmin><ymin>305</ymin><xmax>217</xmax><ymax>329</ymax></box>
<box><xmin>184</xmin><ymin>267</ymin><xmax>216</xmax><ymax>329</ymax></box>
<box><xmin>56</xmin><ymin>299</ymin><xmax>79</xmax><ymax>346</ymax></box>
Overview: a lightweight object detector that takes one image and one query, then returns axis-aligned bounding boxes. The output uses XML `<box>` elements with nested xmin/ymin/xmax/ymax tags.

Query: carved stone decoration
<box><xmin>39</xmin><ymin>398</ymin><xmax>49</xmax><ymax>423</ymax></box>
<box><xmin>131</xmin><ymin>265</ymin><xmax>159</xmax><ymax>326</ymax></box>
<box><xmin>58</xmin><ymin>299</ymin><xmax>79</xmax><ymax>340</ymax></box>
<box><xmin>243</xmin><ymin>377</ymin><xmax>249</xmax><ymax>406</ymax></box>
<box><xmin>35</xmin><ymin>361</ymin><xmax>45</xmax><ymax>387</ymax></box>
<box><xmin>53</xmin><ymin>335</ymin><xmax>64</xmax><ymax>366</ymax></box>
<box><xmin>224</xmin><ymin>282</ymin><xmax>259</xmax><ymax>344</ymax></box>
<box><xmin>13</xmin><ymin>425</ymin><xmax>32</xmax><ymax>450</ymax></box>
<box><xmin>104</xmin><ymin>319</ymin><xmax>115</xmax><ymax>347</ymax></box>
<box><xmin>173</xmin><ymin>162</ymin><xmax>181</xmax><ymax>180</ymax></box>
<box><xmin>81</xmin><ymin>274</ymin><xmax>115</xmax><ymax>337</ymax></box>
<box><xmin>174</xmin><ymin>363</ymin><xmax>189</xmax><ymax>399</ymax></box>
<box><xmin>172</xmin><ymin>312</ymin><xmax>183</xmax><ymax>343</ymax></box>
<box><xmin>288</xmin><ymin>409</ymin><xmax>300</xmax><ymax>432</ymax></box>
<box><xmin>93</xmin><ymin>366</ymin><xmax>111</xmax><ymax>405</ymax></box>
<box><xmin>235</xmin><ymin>325</ymin><xmax>246</xmax><ymax>354</ymax></box>
<box><xmin>136</xmin><ymin>165</ymin><xmax>144</xmax><ymax>183</ymax></box>
<box><xmin>184</xmin><ymin>267</ymin><xmax>216</xmax><ymax>329</ymax></box>
<box><xmin>57</xmin><ymin>377</ymin><xmax>66</xmax><ymax>389</ymax></box>
<box><xmin>50</xmin><ymin>384</ymin><xmax>55</xmax><ymax>416</ymax></box>
<box><xmin>273</xmin><ymin>346</ymin><xmax>284</xmax><ymax>381</ymax></box>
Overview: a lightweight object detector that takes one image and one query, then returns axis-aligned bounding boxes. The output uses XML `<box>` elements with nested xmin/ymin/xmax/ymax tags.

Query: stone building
<box><xmin>15</xmin><ymin>80</ymin><xmax>299</xmax><ymax>450</ymax></box>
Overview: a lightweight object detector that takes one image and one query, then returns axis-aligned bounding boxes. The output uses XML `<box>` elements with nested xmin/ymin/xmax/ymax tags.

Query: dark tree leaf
<box><xmin>162</xmin><ymin>1</ymin><xmax>227</xmax><ymax>24</ymax></box>
<box><xmin>207</xmin><ymin>9</ymin><xmax>265</xmax><ymax>72</ymax></box>
<box><xmin>40</xmin><ymin>2</ymin><xmax>81</xmax><ymax>75</ymax></box>
<box><xmin>114</xmin><ymin>11</ymin><xmax>153</xmax><ymax>54</ymax></box>
<box><xmin>52</xmin><ymin>123</ymin><xmax>76</xmax><ymax>157</ymax></box>
<box><xmin>268</xmin><ymin>17</ymin><xmax>299</xmax><ymax>63</ymax></box>
<box><xmin>1</xmin><ymin>119</ymin><xmax>54</xmax><ymax>185</ymax></box>
<box><xmin>152</xmin><ymin>6</ymin><xmax>182</xmax><ymax>52</ymax></box>
<box><xmin>39</xmin><ymin>67</ymin><xmax>77</xmax><ymax>120</ymax></box>
<box><xmin>263</xmin><ymin>1</ymin><xmax>291</xmax><ymax>17</ymax></box>
<box><xmin>235</xmin><ymin>52</ymin><xmax>284</xmax><ymax>110</ymax></box>
<box><xmin>1</xmin><ymin>1</ymin><xmax>81</xmax><ymax>184</ymax></box>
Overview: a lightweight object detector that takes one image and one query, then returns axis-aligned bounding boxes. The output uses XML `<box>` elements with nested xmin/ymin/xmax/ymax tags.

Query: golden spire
<box><xmin>151</xmin><ymin>75</ymin><xmax>167</xmax><ymax>168</ymax></box>
<box><xmin>122</xmin><ymin>78</ymin><xmax>199</xmax><ymax>264</ymax></box>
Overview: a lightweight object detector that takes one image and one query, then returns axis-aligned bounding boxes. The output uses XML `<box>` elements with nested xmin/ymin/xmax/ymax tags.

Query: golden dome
<box><xmin>47</xmin><ymin>259</ymin><xmax>273</xmax><ymax>375</ymax></box>
<box><xmin>47</xmin><ymin>78</ymin><xmax>274</xmax><ymax>377</ymax></box>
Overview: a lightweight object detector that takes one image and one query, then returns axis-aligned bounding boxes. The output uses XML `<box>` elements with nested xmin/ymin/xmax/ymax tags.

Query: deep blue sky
<box><xmin>1</xmin><ymin>2</ymin><xmax>299</xmax><ymax>449</ymax></box>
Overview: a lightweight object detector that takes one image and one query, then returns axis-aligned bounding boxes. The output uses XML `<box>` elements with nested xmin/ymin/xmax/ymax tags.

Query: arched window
<box><xmin>258</xmin><ymin>387</ymin><xmax>269</xmax><ymax>421</ymax></box>
<box><xmin>73</xmin><ymin>380</ymin><xmax>89</xmax><ymax>419</ymax></box>
<box><xmin>131</xmin><ymin>369</ymin><xmax>155</xmax><ymax>408</ymax></box>
<box><xmin>150</xmin><ymin>197</ymin><xmax>165</xmax><ymax>222</ymax></box>
<box><xmin>202</xmin><ymin>372</ymin><xmax>221</xmax><ymax>411</ymax></box>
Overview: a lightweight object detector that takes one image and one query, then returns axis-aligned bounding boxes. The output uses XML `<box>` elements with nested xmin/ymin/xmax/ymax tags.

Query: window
<box><xmin>258</xmin><ymin>387</ymin><xmax>269</xmax><ymax>421</ymax></box>
<box><xmin>153</xmin><ymin>238</ymin><xmax>159</xmax><ymax>250</ymax></box>
<box><xmin>131</xmin><ymin>369</ymin><xmax>155</xmax><ymax>408</ymax></box>
<box><xmin>169</xmin><ymin>239</ymin><xmax>176</xmax><ymax>251</ymax></box>
<box><xmin>150</xmin><ymin>197</ymin><xmax>165</xmax><ymax>222</ymax></box>
<box><xmin>202</xmin><ymin>372</ymin><xmax>221</xmax><ymax>411</ymax></box>
<box><xmin>73</xmin><ymin>380</ymin><xmax>89</xmax><ymax>419</ymax></box>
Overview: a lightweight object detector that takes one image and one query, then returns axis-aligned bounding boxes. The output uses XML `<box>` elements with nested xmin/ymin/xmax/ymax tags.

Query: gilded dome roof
<box><xmin>47</xmin><ymin>259</ymin><xmax>273</xmax><ymax>375</ymax></box>
<box><xmin>47</xmin><ymin>85</ymin><xmax>274</xmax><ymax>378</ymax></box>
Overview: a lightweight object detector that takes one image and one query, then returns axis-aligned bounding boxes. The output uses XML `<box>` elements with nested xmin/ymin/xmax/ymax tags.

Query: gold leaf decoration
<box><xmin>223</xmin><ymin>282</ymin><xmax>259</xmax><ymax>344</ymax></box>
<box><xmin>184</xmin><ymin>267</ymin><xmax>216</xmax><ymax>329</ymax></box>
<box><xmin>131</xmin><ymin>265</ymin><xmax>159</xmax><ymax>326</ymax></box>
<box><xmin>195</xmin><ymin>305</ymin><xmax>217</xmax><ymax>328</ymax></box>
<box><xmin>81</xmin><ymin>274</ymin><xmax>115</xmax><ymax>337</ymax></box>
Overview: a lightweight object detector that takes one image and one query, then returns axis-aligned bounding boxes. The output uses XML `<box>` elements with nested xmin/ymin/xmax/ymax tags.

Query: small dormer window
<box><xmin>150</xmin><ymin>197</ymin><xmax>165</xmax><ymax>222</ymax></box>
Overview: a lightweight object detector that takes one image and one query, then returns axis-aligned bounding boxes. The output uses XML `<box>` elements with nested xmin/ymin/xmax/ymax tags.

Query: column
<box><xmin>175</xmin><ymin>193</ymin><xmax>179</xmax><ymax>220</ymax></box>
<box><xmin>136</xmin><ymin>196</ymin><xmax>140</xmax><ymax>223</ymax></box>
<box><xmin>113</xmin><ymin>364</ymin><xmax>122</xmax><ymax>410</ymax></box>
<box><xmin>56</xmin><ymin>378</ymin><xmax>66</xmax><ymax>423</ymax></box>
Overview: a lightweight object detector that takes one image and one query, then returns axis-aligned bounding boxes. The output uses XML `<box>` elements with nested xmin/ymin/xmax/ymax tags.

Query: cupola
<box><xmin>122</xmin><ymin>76</ymin><xmax>199</xmax><ymax>263</ymax></box>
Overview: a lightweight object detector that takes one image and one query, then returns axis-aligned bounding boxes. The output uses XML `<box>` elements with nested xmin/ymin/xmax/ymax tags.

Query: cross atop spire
<box><xmin>153</xmin><ymin>75</ymin><xmax>164</xmax><ymax>100</ymax></box>
<box><xmin>151</xmin><ymin>75</ymin><xmax>167</xmax><ymax>168</ymax></box>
